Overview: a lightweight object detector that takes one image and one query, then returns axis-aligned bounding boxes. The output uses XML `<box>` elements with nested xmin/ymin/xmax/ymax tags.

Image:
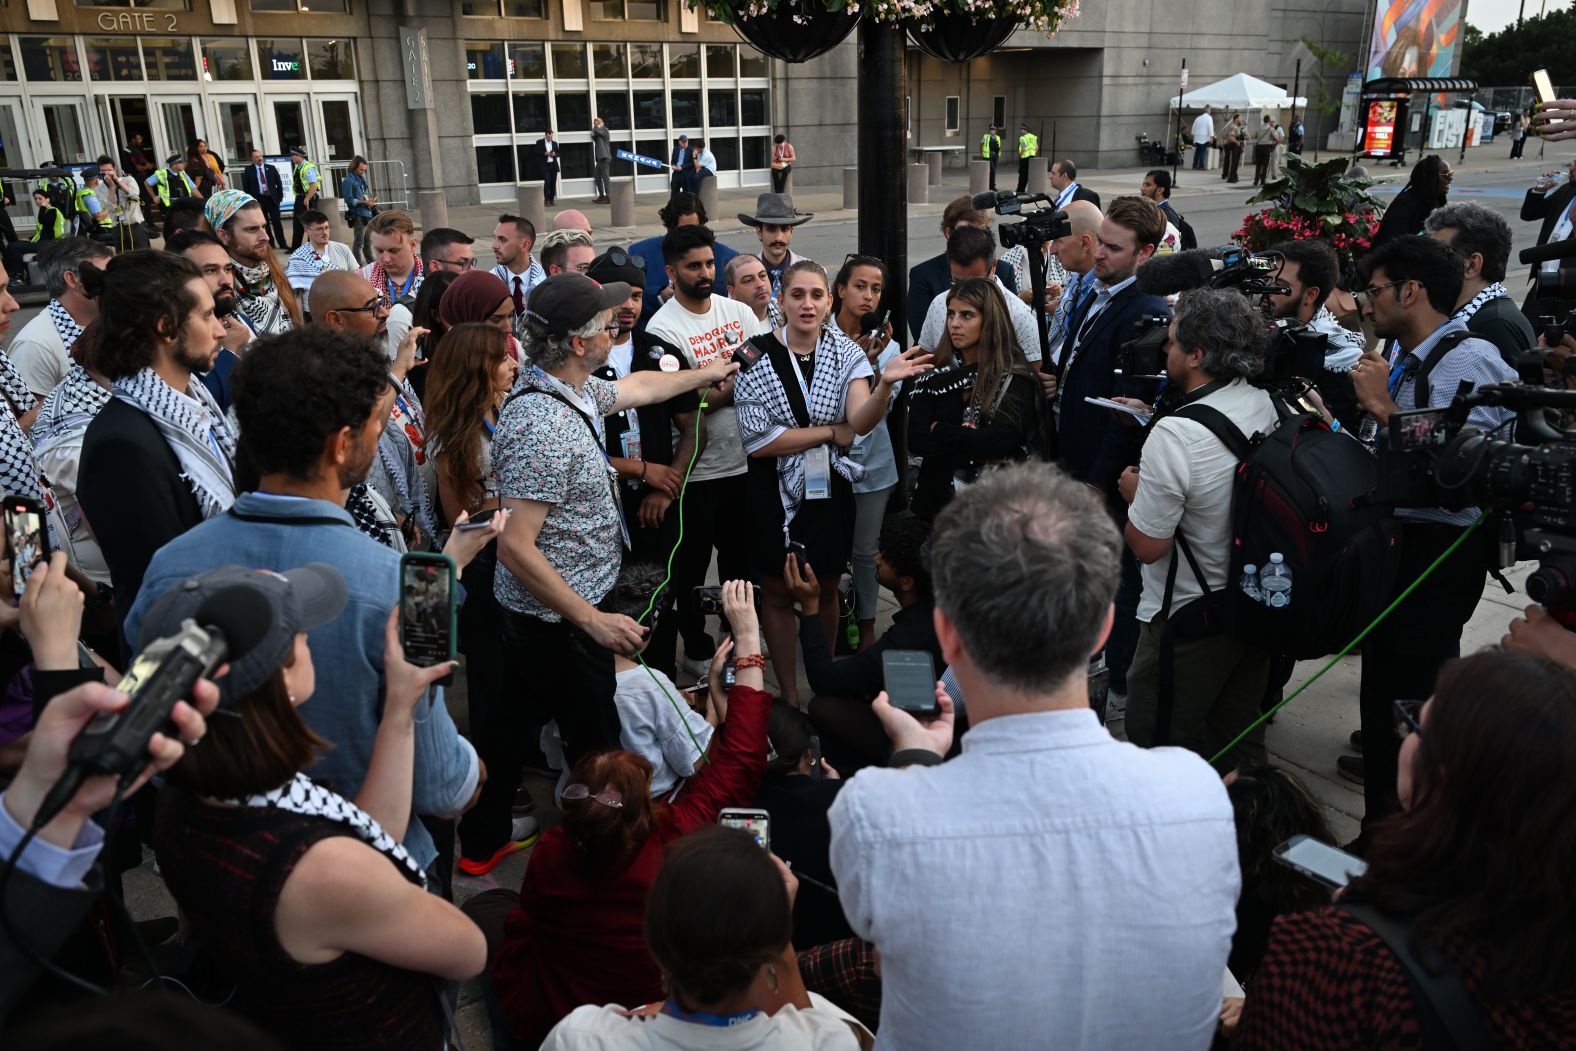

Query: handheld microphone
<box><xmin>34</xmin><ymin>587</ymin><xmax>273</xmax><ymax>830</ymax></box>
<box><xmin>1518</xmin><ymin>238</ymin><xmax>1576</xmax><ymax>266</ymax></box>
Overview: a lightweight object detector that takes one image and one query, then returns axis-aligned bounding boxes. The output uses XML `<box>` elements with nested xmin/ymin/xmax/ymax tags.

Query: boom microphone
<box><xmin>1135</xmin><ymin>249</ymin><xmax>1221</xmax><ymax>295</ymax></box>
<box><xmin>32</xmin><ymin>586</ymin><xmax>274</xmax><ymax>830</ymax></box>
<box><xmin>971</xmin><ymin>190</ymin><xmax>1006</xmax><ymax>211</ymax></box>
<box><xmin>1518</xmin><ymin>238</ymin><xmax>1576</xmax><ymax>266</ymax></box>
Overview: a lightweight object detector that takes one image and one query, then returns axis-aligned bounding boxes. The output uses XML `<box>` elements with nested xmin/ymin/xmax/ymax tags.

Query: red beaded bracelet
<box><xmin>732</xmin><ymin>653</ymin><xmax>767</xmax><ymax>671</ymax></box>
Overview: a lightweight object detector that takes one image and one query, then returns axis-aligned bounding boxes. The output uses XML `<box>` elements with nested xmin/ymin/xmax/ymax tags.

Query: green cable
<box><xmin>633</xmin><ymin>386</ymin><xmax>713</xmax><ymax>763</ymax></box>
<box><xmin>1207</xmin><ymin>510</ymin><xmax>1487</xmax><ymax>767</ymax></box>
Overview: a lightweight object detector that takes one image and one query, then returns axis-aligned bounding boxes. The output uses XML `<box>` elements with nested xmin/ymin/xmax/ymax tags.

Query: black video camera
<box><xmin>1377</xmin><ymin>381</ymin><xmax>1576</xmax><ymax>613</ymax></box>
<box><xmin>970</xmin><ymin>190</ymin><xmax>1072</xmax><ymax>250</ymax></box>
<box><xmin>1116</xmin><ymin>313</ymin><xmax>1172</xmax><ymax>377</ymax></box>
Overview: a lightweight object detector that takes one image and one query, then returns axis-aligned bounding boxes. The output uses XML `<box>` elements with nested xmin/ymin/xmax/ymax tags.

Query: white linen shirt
<box><xmin>829</xmin><ymin>707</ymin><xmax>1239</xmax><ymax>1051</ymax></box>
<box><xmin>918</xmin><ymin>274</ymin><xmax>1043</xmax><ymax>363</ymax></box>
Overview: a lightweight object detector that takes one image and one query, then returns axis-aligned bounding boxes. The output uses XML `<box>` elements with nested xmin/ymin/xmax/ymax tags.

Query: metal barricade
<box><xmin>323</xmin><ymin>158</ymin><xmax>410</xmax><ymax>215</ymax></box>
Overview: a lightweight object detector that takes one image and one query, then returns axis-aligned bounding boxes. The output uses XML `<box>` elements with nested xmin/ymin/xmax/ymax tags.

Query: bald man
<box><xmin>552</xmin><ymin>209</ymin><xmax>592</xmax><ymax>234</ymax></box>
<box><xmin>311</xmin><ymin>268</ymin><xmax>435</xmax><ymax>543</ymax></box>
<box><xmin>1044</xmin><ymin>200</ymin><xmax>1103</xmax><ymax>368</ymax></box>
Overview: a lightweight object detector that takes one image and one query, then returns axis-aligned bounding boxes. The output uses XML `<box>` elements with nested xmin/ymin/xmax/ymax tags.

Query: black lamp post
<box><xmin>857</xmin><ymin>20</ymin><xmax>909</xmax><ymax>343</ymax></box>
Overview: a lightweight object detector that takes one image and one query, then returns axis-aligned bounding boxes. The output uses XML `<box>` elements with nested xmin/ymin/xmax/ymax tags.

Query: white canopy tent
<box><xmin>1170</xmin><ymin>72</ymin><xmax>1307</xmax><ymax>111</ymax></box>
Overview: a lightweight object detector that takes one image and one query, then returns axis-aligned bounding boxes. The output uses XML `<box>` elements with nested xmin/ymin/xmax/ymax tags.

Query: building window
<box><xmin>993</xmin><ymin>95</ymin><xmax>1005</xmax><ymax>129</ymax></box>
<box><xmin>557</xmin><ymin>140</ymin><xmax>592</xmax><ymax>178</ymax></box>
<box><xmin>592</xmin><ymin>42</ymin><xmax>626</xmax><ymax>79</ymax></box>
<box><xmin>742</xmin><ymin>135</ymin><xmax>769</xmax><ymax>169</ymax></box>
<box><xmin>0</xmin><ymin>41</ymin><xmax>15</xmax><ymax>82</ymax></box>
<box><xmin>476</xmin><ymin>144</ymin><xmax>515</xmax><ymax>183</ymax></box>
<box><xmin>463</xmin><ymin>0</ymin><xmax>546</xmax><ymax>14</ymax></box>
<box><xmin>201</xmin><ymin>37</ymin><xmax>252</xmax><ymax>80</ymax></box>
<box><xmin>465</xmin><ymin>41</ymin><xmax>506</xmax><ymax>79</ymax></box>
<box><xmin>668</xmin><ymin>43</ymin><xmax>699</xmax><ymax>79</ymax></box>
<box><xmin>705</xmin><ymin>44</ymin><xmax>735</xmax><ymax>78</ymax></box>
<box><xmin>708</xmin><ymin>88</ymin><xmax>735</xmax><ymax>127</ymax></box>
<box><xmin>945</xmin><ymin>95</ymin><xmax>959</xmax><ymax>134</ymax></box>
<box><xmin>76</xmin><ymin>0</ymin><xmax>190</xmax><ymax>8</ymax></box>
<box><xmin>509</xmin><ymin>42</ymin><xmax>545</xmax><ymax>79</ymax></box>
<box><xmin>249</xmin><ymin>0</ymin><xmax>348</xmax><ymax>11</ymax></box>
<box><xmin>551</xmin><ymin>43</ymin><xmax>586</xmax><ymax>79</ymax></box>
<box><xmin>256</xmin><ymin>39</ymin><xmax>305</xmax><ymax>79</ymax></box>
<box><xmin>589</xmin><ymin>0</ymin><xmax>663</xmax><ymax>17</ymax></box>
<box><xmin>471</xmin><ymin>93</ymin><xmax>511</xmax><ymax>135</ymax></box>
<box><xmin>710</xmin><ymin>135</ymin><xmax>738</xmax><ymax>171</ymax></box>
<box><xmin>513</xmin><ymin>93</ymin><xmax>549</xmax><ymax>134</ymax></box>
<box><xmin>555</xmin><ymin>91</ymin><xmax>591</xmax><ymax>131</ymax></box>
<box><xmin>633</xmin><ymin>90</ymin><xmax>665</xmax><ymax>129</ymax></box>
<box><xmin>305</xmin><ymin>38</ymin><xmax>355</xmax><ymax>79</ymax></box>
<box><xmin>629</xmin><ymin>43</ymin><xmax>662</xmax><ymax>79</ymax></box>
<box><xmin>21</xmin><ymin>37</ymin><xmax>83</xmax><ymax>81</ymax></box>
<box><xmin>670</xmin><ymin>90</ymin><xmax>700</xmax><ymax>129</ymax></box>
<box><xmin>740</xmin><ymin>89</ymin><xmax>767</xmax><ymax>126</ymax></box>
<box><xmin>143</xmin><ymin>37</ymin><xmax>197</xmax><ymax>80</ymax></box>
<box><xmin>595</xmin><ymin>90</ymin><xmax>630</xmax><ymax>130</ymax></box>
<box><xmin>86</xmin><ymin>37</ymin><xmax>143</xmax><ymax>81</ymax></box>
<box><xmin>739</xmin><ymin>46</ymin><xmax>768</xmax><ymax>77</ymax></box>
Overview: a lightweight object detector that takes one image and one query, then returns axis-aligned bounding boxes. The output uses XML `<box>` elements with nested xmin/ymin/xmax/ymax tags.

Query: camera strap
<box><xmin>1409</xmin><ymin>330</ymin><xmax>1472</xmax><ymax>408</ymax></box>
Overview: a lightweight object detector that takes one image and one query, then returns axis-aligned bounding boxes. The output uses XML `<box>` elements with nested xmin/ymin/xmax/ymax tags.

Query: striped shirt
<box><xmin>1392</xmin><ymin>318</ymin><xmax>1517</xmax><ymax>527</ymax></box>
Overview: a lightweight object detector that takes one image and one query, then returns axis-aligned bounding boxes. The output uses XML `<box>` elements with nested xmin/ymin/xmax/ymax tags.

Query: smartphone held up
<box><xmin>4</xmin><ymin>494</ymin><xmax>50</xmax><ymax>598</ymax></box>
<box><xmin>399</xmin><ymin>552</ymin><xmax>457</xmax><ymax>684</ymax></box>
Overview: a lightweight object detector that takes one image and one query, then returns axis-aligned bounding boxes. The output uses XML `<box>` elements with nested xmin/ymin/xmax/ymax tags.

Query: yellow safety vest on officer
<box><xmin>1018</xmin><ymin>131</ymin><xmax>1039</xmax><ymax>159</ymax></box>
<box><xmin>147</xmin><ymin>160</ymin><xmax>197</xmax><ymax>207</ymax></box>
<box><xmin>74</xmin><ymin>185</ymin><xmax>112</xmax><ymax>231</ymax></box>
<box><xmin>30</xmin><ymin>204</ymin><xmax>66</xmax><ymax>242</ymax></box>
<box><xmin>291</xmin><ymin>154</ymin><xmax>320</xmax><ymax>197</ymax></box>
<box><xmin>981</xmin><ymin>130</ymin><xmax>1000</xmax><ymax>159</ymax></box>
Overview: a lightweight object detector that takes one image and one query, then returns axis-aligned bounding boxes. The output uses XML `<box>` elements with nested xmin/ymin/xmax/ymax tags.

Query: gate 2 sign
<box><xmin>96</xmin><ymin>11</ymin><xmax>181</xmax><ymax>31</ymax></box>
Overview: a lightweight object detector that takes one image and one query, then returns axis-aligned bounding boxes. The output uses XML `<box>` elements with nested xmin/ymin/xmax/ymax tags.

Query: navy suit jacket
<box><xmin>905</xmin><ymin>253</ymin><xmax>1019</xmax><ymax>341</ymax></box>
<box><xmin>630</xmin><ymin>233</ymin><xmax>740</xmax><ymax>327</ymax></box>
<box><xmin>241</xmin><ymin>162</ymin><xmax>283</xmax><ymax>205</ymax></box>
<box><xmin>1054</xmin><ymin>282</ymin><xmax>1169</xmax><ymax>495</ymax></box>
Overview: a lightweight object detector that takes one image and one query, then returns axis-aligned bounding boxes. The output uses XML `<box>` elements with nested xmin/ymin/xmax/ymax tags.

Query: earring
<box><xmin>765</xmin><ymin>964</ymin><xmax>779</xmax><ymax>995</ymax></box>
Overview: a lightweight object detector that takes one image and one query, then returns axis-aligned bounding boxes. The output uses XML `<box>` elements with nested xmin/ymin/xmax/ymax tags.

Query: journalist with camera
<box><xmin>1346</xmin><ymin>235</ymin><xmax>1517</xmax><ymax>839</ymax></box>
<box><xmin>1118</xmin><ymin>288</ymin><xmax>1277</xmax><ymax>768</ymax></box>
<box><xmin>1259</xmin><ymin>238</ymin><xmax>1367</xmax><ymax>429</ymax></box>
<box><xmin>1423</xmin><ymin>203</ymin><xmax>1536</xmax><ymax>365</ymax></box>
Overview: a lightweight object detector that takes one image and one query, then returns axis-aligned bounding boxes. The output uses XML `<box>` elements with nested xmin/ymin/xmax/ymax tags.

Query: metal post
<box><xmin>1172</xmin><ymin>58</ymin><xmax>1186</xmax><ymax>187</ymax></box>
<box><xmin>1291</xmin><ymin>58</ymin><xmax>1301</xmax><ymax>148</ymax></box>
<box><xmin>858</xmin><ymin>20</ymin><xmax>907</xmax><ymax>344</ymax></box>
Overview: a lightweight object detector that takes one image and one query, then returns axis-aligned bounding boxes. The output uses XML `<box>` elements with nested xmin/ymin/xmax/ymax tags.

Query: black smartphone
<box><xmin>399</xmin><ymin>552</ymin><xmax>457</xmax><ymax>680</ymax></box>
<box><xmin>808</xmin><ymin>734</ymin><xmax>824</xmax><ymax>781</ymax></box>
<box><xmin>693</xmin><ymin>583</ymin><xmax>762</xmax><ymax>615</ymax></box>
<box><xmin>786</xmin><ymin>540</ymin><xmax>809</xmax><ymax>570</ymax></box>
<box><xmin>719</xmin><ymin>807</ymin><xmax>771</xmax><ymax>850</ymax></box>
<box><xmin>882</xmin><ymin>649</ymin><xmax>939</xmax><ymax>716</ymax></box>
<box><xmin>1273</xmin><ymin>834</ymin><xmax>1367</xmax><ymax>889</ymax></box>
<box><xmin>4</xmin><ymin>494</ymin><xmax>50</xmax><ymax>598</ymax></box>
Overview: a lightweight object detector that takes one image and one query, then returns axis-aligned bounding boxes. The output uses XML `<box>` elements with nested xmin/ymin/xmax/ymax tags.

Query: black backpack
<box><xmin>1165</xmin><ymin>398</ymin><xmax>1401</xmax><ymax>660</ymax></box>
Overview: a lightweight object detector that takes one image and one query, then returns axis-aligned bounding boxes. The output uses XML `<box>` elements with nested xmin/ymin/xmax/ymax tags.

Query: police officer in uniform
<box><xmin>145</xmin><ymin>154</ymin><xmax>198</xmax><ymax>210</ymax></box>
<box><xmin>1017</xmin><ymin>123</ymin><xmax>1039</xmax><ymax>194</ymax></box>
<box><xmin>982</xmin><ymin>124</ymin><xmax>1002</xmax><ymax>192</ymax></box>
<box><xmin>288</xmin><ymin>145</ymin><xmax>321</xmax><ymax>251</ymax></box>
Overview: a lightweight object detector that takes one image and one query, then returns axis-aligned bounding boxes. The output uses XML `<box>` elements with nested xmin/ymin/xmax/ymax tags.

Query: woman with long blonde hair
<box><xmin>907</xmin><ymin>277</ymin><xmax>1041</xmax><ymax>519</ymax></box>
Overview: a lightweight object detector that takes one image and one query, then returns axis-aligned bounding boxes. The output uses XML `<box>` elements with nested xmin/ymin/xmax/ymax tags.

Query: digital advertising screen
<box><xmin>1365</xmin><ymin>0</ymin><xmax>1464</xmax><ymax>82</ymax></box>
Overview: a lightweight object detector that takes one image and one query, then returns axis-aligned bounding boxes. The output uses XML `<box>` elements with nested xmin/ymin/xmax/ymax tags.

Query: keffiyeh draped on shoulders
<box><xmin>111</xmin><ymin>367</ymin><xmax>237</xmax><ymax>518</ymax></box>
<box><xmin>734</xmin><ymin>325</ymin><xmax>872</xmax><ymax>535</ymax></box>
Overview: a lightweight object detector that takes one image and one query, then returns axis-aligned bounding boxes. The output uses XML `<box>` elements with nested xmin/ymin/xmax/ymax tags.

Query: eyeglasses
<box><xmin>562</xmin><ymin>783</ymin><xmax>624</xmax><ymax>809</ymax></box>
<box><xmin>1354</xmin><ymin>279</ymin><xmax>1410</xmax><ymax>310</ymax></box>
<box><xmin>598</xmin><ymin>246</ymin><xmax>646</xmax><ymax>272</ymax></box>
<box><xmin>1393</xmin><ymin>698</ymin><xmax>1425</xmax><ymax>740</ymax></box>
<box><xmin>336</xmin><ymin>294</ymin><xmax>390</xmax><ymax>315</ymax></box>
<box><xmin>431</xmin><ymin>256</ymin><xmax>477</xmax><ymax>272</ymax></box>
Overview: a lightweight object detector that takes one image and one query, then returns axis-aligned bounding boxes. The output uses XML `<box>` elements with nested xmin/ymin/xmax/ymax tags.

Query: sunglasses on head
<box><xmin>598</xmin><ymin>246</ymin><xmax>646</xmax><ymax>272</ymax></box>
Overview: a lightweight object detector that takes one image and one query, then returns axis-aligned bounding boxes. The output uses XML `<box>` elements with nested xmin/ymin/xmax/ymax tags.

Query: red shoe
<box><xmin>457</xmin><ymin>817</ymin><xmax>540</xmax><ymax>876</ymax></box>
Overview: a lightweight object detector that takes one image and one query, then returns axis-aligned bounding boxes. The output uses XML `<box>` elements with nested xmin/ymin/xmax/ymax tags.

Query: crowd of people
<box><xmin>0</xmin><ymin>139</ymin><xmax>1572</xmax><ymax>1051</ymax></box>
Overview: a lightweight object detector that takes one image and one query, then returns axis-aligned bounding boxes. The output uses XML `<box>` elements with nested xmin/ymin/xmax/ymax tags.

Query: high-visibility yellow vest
<box><xmin>1019</xmin><ymin>132</ymin><xmax>1039</xmax><ymax>158</ymax></box>
<box><xmin>148</xmin><ymin>168</ymin><xmax>196</xmax><ymax>207</ymax></box>
<box><xmin>74</xmin><ymin>186</ymin><xmax>112</xmax><ymax>229</ymax></box>
<box><xmin>981</xmin><ymin>133</ymin><xmax>1000</xmax><ymax>159</ymax></box>
<box><xmin>30</xmin><ymin>206</ymin><xmax>66</xmax><ymax>242</ymax></box>
<box><xmin>293</xmin><ymin>160</ymin><xmax>319</xmax><ymax>195</ymax></box>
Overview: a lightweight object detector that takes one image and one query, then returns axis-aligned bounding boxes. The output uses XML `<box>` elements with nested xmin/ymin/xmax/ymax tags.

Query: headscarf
<box><xmin>205</xmin><ymin>188</ymin><xmax>256</xmax><ymax>230</ymax></box>
<box><xmin>438</xmin><ymin>271</ymin><xmax>511</xmax><ymax>329</ymax></box>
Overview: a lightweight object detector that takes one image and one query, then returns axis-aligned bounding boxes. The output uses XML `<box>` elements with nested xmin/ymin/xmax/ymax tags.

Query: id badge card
<box><xmin>804</xmin><ymin>445</ymin><xmax>831</xmax><ymax>501</ymax></box>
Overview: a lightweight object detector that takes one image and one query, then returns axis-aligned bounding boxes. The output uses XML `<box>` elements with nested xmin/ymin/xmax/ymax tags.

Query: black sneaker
<box><xmin>1349</xmin><ymin>730</ymin><xmax>1363</xmax><ymax>754</ymax></box>
<box><xmin>512</xmin><ymin>785</ymin><xmax>536</xmax><ymax>817</ymax></box>
<box><xmin>1336</xmin><ymin>754</ymin><xmax>1365</xmax><ymax>785</ymax></box>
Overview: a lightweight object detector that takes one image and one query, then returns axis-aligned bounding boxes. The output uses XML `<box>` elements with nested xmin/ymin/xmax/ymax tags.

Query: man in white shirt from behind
<box><xmin>829</xmin><ymin>463</ymin><xmax>1239</xmax><ymax>1051</ymax></box>
<box><xmin>8</xmin><ymin>238</ymin><xmax>112</xmax><ymax>397</ymax></box>
<box><xmin>917</xmin><ymin>225</ymin><xmax>1043</xmax><ymax>363</ymax></box>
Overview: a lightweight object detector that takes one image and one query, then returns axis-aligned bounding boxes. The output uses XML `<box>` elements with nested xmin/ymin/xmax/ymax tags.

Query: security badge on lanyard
<box><xmin>784</xmin><ymin>352</ymin><xmax>831</xmax><ymax>502</ymax></box>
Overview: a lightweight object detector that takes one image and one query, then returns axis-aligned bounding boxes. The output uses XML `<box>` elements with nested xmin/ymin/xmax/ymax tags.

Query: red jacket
<box><xmin>491</xmin><ymin>685</ymin><xmax>772</xmax><ymax>1045</ymax></box>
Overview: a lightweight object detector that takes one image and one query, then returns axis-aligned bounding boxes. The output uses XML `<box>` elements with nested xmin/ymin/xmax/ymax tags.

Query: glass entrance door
<box><xmin>213</xmin><ymin>97</ymin><xmax>259</xmax><ymax>164</ymax></box>
<box><xmin>108</xmin><ymin>96</ymin><xmax>154</xmax><ymax>160</ymax></box>
<box><xmin>32</xmin><ymin>98</ymin><xmax>94</xmax><ymax>164</ymax></box>
<box><xmin>0</xmin><ymin>99</ymin><xmax>35</xmax><ymax>170</ymax></box>
<box><xmin>317</xmin><ymin>97</ymin><xmax>359</xmax><ymax>164</ymax></box>
<box><xmin>270</xmin><ymin>98</ymin><xmax>310</xmax><ymax>159</ymax></box>
<box><xmin>157</xmin><ymin>99</ymin><xmax>203</xmax><ymax>161</ymax></box>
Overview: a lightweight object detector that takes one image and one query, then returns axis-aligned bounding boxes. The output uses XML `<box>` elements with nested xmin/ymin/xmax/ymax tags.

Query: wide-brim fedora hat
<box><xmin>738</xmin><ymin>192</ymin><xmax>813</xmax><ymax>228</ymax></box>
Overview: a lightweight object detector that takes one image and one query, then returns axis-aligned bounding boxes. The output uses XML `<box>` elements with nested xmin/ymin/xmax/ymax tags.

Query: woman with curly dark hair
<box><xmin>1234</xmin><ymin>650</ymin><xmax>1576</xmax><ymax>1048</ymax></box>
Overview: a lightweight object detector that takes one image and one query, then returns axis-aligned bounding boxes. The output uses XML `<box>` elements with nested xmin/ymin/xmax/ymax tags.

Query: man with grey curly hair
<box><xmin>828</xmin><ymin>463</ymin><xmax>1239</xmax><ymax>1049</ymax></box>
<box><xmin>1118</xmin><ymin>286</ymin><xmax>1276</xmax><ymax>769</ymax></box>
<box><xmin>1423</xmin><ymin>201</ymin><xmax>1535</xmax><ymax>365</ymax></box>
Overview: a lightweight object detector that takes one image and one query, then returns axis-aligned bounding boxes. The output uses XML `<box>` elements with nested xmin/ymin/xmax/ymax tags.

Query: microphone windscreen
<box><xmin>859</xmin><ymin>310</ymin><xmax>881</xmax><ymax>334</ymax></box>
<box><xmin>970</xmin><ymin>190</ymin><xmax>1002</xmax><ymax>211</ymax></box>
<box><xmin>1134</xmin><ymin>250</ymin><xmax>1218</xmax><ymax>296</ymax></box>
<box><xmin>193</xmin><ymin>586</ymin><xmax>274</xmax><ymax>661</ymax></box>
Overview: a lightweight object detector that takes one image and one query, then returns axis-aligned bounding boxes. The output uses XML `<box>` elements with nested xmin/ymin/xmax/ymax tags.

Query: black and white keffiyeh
<box><xmin>33</xmin><ymin>364</ymin><xmax>111</xmax><ymax>445</ymax></box>
<box><xmin>47</xmin><ymin>299</ymin><xmax>84</xmax><ymax>353</ymax></box>
<box><xmin>735</xmin><ymin>326</ymin><xmax>872</xmax><ymax>537</ymax></box>
<box><xmin>0</xmin><ymin>352</ymin><xmax>37</xmax><ymax>416</ymax></box>
<box><xmin>1453</xmin><ymin>282</ymin><xmax>1510</xmax><ymax>323</ymax></box>
<box><xmin>111</xmin><ymin>367</ymin><xmax>238</xmax><ymax>518</ymax></box>
<box><xmin>346</xmin><ymin>481</ymin><xmax>402</xmax><ymax>551</ymax></box>
<box><xmin>218</xmin><ymin>772</ymin><xmax>426</xmax><ymax>888</ymax></box>
<box><xmin>232</xmin><ymin>258</ymin><xmax>294</xmax><ymax>336</ymax></box>
<box><xmin>0</xmin><ymin>405</ymin><xmax>43</xmax><ymax>503</ymax></box>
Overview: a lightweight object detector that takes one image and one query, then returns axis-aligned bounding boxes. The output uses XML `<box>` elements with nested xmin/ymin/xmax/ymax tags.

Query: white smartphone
<box><xmin>718</xmin><ymin>807</ymin><xmax>771</xmax><ymax>851</ymax></box>
<box><xmin>1533</xmin><ymin>69</ymin><xmax>1557</xmax><ymax>107</ymax></box>
<box><xmin>1273</xmin><ymin>834</ymin><xmax>1367</xmax><ymax>889</ymax></box>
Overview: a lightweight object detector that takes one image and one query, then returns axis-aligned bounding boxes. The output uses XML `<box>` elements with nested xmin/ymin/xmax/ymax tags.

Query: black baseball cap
<box><xmin>523</xmin><ymin>272</ymin><xmax>631</xmax><ymax>337</ymax></box>
<box><xmin>137</xmin><ymin>564</ymin><xmax>348</xmax><ymax>706</ymax></box>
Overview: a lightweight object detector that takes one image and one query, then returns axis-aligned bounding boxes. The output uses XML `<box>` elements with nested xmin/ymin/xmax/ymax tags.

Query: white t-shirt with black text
<box><xmin>645</xmin><ymin>295</ymin><xmax>772</xmax><ymax>482</ymax></box>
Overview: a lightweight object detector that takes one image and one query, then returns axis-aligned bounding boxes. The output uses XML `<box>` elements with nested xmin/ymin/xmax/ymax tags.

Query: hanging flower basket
<box><xmin>698</xmin><ymin>0</ymin><xmax>862</xmax><ymax>63</ymax></box>
<box><xmin>905</xmin><ymin>13</ymin><xmax>1018</xmax><ymax>63</ymax></box>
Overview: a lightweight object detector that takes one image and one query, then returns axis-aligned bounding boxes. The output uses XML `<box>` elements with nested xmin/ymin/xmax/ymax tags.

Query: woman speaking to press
<box><xmin>733</xmin><ymin>259</ymin><xmax>930</xmax><ymax>708</ymax></box>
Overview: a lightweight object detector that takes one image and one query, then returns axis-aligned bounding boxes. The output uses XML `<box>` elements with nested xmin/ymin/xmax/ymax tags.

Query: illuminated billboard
<box><xmin>1365</xmin><ymin>0</ymin><xmax>1464</xmax><ymax>81</ymax></box>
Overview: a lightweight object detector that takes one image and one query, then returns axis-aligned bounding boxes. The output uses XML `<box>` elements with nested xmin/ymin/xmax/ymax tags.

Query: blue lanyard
<box><xmin>1388</xmin><ymin>352</ymin><xmax>1414</xmax><ymax>399</ymax></box>
<box><xmin>387</xmin><ymin>267</ymin><xmax>415</xmax><ymax>303</ymax></box>
<box><xmin>481</xmin><ymin>417</ymin><xmax>495</xmax><ymax>436</ymax></box>
<box><xmin>660</xmin><ymin>1002</ymin><xmax>761</xmax><ymax>1028</ymax></box>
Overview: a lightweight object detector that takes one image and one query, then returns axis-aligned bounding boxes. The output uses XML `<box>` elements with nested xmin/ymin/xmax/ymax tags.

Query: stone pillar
<box><xmin>906</xmin><ymin>163</ymin><xmax>929</xmax><ymax>206</ymax></box>
<box><xmin>843</xmin><ymin>167</ymin><xmax>859</xmax><ymax>210</ymax></box>
<box><xmin>1027</xmin><ymin>160</ymin><xmax>1049</xmax><ymax>194</ymax></box>
<box><xmin>417</xmin><ymin>189</ymin><xmax>448</xmax><ymax>232</ymax></box>
<box><xmin>780</xmin><ymin>168</ymin><xmax>794</xmax><ymax>196</ymax></box>
<box><xmin>515</xmin><ymin>183</ymin><xmax>545</xmax><ymax>238</ymax></box>
<box><xmin>969</xmin><ymin>159</ymin><xmax>990</xmax><ymax>195</ymax></box>
<box><xmin>609</xmin><ymin>178</ymin><xmax>636</xmax><ymax>228</ymax></box>
<box><xmin>697</xmin><ymin>175</ymin><xmax>719</xmax><ymax>222</ymax></box>
<box><xmin>926</xmin><ymin>152</ymin><xmax>942</xmax><ymax>186</ymax></box>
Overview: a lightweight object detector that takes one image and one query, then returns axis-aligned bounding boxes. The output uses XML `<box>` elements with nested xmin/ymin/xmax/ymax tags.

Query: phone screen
<box><xmin>1534</xmin><ymin>69</ymin><xmax>1556</xmax><ymax>106</ymax></box>
<box><xmin>1274</xmin><ymin>835</ymin><xmax>1367</xmax><ymax>889</ymax></box>
<box><xmin>883</xmin><ymin>649</ymin><xmax>939</xmax><ymax>716</ymax></box>
<box><xmin>719</xmin><ymin>810</ymin><xmax>771</xmax><ymax>850</ymax></box>
<box><xmin>400</xmin><ymin>557</ymin><xmax>454</xmax><ymax>666</ymax></box>
<box><xmin>5</xmin><ymin>500</ymin><xmax>48</xmax><ymax>598</ymax></box>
